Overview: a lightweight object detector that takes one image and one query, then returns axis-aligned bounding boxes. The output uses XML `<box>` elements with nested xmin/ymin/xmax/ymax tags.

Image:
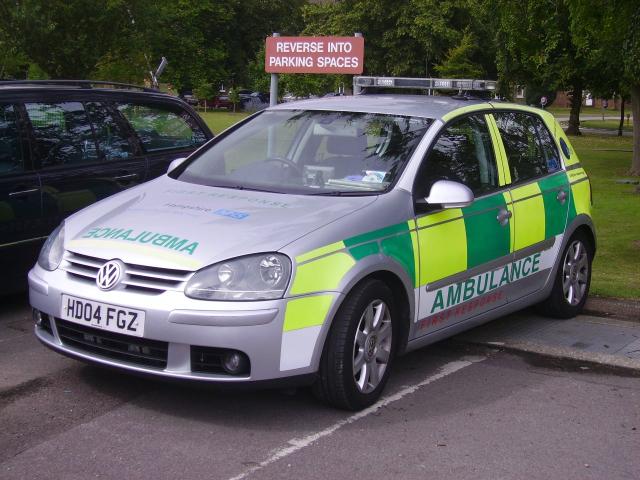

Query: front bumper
<box><xmin>29</xmin><ymin>265</ymin><xmax>339</xmax><ymax>383</ymax></box>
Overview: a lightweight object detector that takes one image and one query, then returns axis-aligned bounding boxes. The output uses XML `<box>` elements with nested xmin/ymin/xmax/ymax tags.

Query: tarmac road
<box><xmin>1</xmin><ymin>294</ymin><xmax>638</xmax><ymax>480</ymax></box>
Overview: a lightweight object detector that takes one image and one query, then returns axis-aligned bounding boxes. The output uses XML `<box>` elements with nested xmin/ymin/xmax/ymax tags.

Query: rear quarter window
<box><xmin>117</xmin><ymin>103</ymin><xmax>207</xmax><ymax>153</ymax></box>
<box><xmin>494</xmin><ymin>111</ymin><xmax>559</xmax><ymax>183</ymax></box>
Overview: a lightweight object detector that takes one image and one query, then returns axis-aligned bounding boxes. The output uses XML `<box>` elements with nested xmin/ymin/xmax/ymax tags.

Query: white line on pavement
<box><xmin>227</xmin><ymin>355</ymin><xmax>486</xmax><ymax>480</ymax></box>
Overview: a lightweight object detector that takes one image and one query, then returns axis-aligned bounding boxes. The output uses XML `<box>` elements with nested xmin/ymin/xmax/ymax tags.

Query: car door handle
<box><xmin>556</xmin><ymin>190</ymin><xmax>567</xmax><ymax>204</ymax></box>
<box><xmin>496</xmin><ymin>209</ymin><xmax>512</xmax><ymax>226</ymax></box>
<box><xmin>114</xmin><ymin>173</ymin><xmax>139</xmax><ymax>181</ymax></box>
<box><xmin>9</xmin><ymin>188</ymin><xmax>39</xmax><ymax>197</ymax></box>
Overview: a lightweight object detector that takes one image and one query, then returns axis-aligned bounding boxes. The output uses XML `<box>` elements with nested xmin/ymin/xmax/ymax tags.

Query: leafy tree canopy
<box><xmin>435</xmin><ymin>30</ymin><xmax>485</xmax><ymax>78</ymax></box>
<box><xmin>301</xmin><ymin>0</ymin><xmax>495</xmax><ymax>78</ymax></box>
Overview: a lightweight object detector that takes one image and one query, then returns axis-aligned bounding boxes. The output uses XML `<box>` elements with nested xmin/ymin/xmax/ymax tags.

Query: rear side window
<box><xmin>0</xmin><ymin>104</ymin><xmax>25</xmax><ymax>175</ymax></box>
<box><xmin>494</xmin><ymin>112</ymin><xmax>557</xmax><ymax>183</ymax></box>
<box><xmin>26</xmin><ymin>102</ymin><xmax>99</xmax><ymax>168</ymax></box>
<box><xmin>418</xmin><ymin>114</ymin><xmax>498</xmax><ymax>196</ymax></box>
<box><xmin>531</xmin><ymin>116</ymin><xmax>561</xmax><ymax>172</ymax></box>
<box><xmin>117</xmin><ymin>103</ymin><xmax>207</xmax><ymax>152</ymax></box>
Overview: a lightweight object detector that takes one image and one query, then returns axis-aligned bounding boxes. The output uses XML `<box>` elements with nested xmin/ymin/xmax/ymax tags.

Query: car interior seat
<box><xmin>321</xmin><ymin>133</ymin><xmax>369</xmax><ymax>178</ymax></box>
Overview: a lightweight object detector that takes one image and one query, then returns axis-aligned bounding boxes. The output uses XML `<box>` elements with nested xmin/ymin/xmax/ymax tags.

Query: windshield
<box><xmin>177</xmin><ymin>110</ymin><xmax>432</xmax><ymax>195</ymax></box>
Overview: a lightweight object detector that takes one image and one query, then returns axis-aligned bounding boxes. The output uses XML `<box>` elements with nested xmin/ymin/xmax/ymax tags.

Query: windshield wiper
<box><xmin>308</xmin><ymin>190</ymin><xmax>378</xmax><ymax>196</ymax></box>
<box><xmin>222</xmin><ymin>184</ymin><xmax>282</xmax><ymax>194</ymax></box>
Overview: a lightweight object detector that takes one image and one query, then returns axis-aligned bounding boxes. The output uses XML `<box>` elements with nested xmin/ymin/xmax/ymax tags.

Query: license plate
<box><xmin>60</xmin><ymin>295</ymin><xmax>145</xmax><ymax>337</ymax></box>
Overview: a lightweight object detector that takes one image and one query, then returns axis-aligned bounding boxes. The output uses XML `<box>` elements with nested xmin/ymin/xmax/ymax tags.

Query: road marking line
<box><xmin>227</xmin><ymin>356</ymin><xmax>485</xmax><ymax>480</ymax></box>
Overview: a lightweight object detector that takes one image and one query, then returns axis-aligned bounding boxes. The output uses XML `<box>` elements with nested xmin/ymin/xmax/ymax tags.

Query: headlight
<box><xmin>185</xmin><ymin>253</ymin><xmax>291</xmax><ymax>301</ymax></box>
<box><xmin>38</xmin><ymin>223</ymin><xmax>65</xmax><ymax>271</ymax></box>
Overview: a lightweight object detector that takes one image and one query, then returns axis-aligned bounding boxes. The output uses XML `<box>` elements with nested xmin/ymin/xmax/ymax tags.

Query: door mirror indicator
<box><xmin>424</xmin><ymin>180</ymin><xmax>474</xmax><ymax>209</ymax></box>
<box><xmin>167</xmin><ymin>157</ymin><xmax>187</xmax><ymax>173</ymax></box>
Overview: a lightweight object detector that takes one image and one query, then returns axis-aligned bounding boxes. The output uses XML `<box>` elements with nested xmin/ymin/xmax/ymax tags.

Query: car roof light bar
<box><xmin>354</xmin><ymin>76</ymin><xmax>497</xmax><ymax>92</ymax></box>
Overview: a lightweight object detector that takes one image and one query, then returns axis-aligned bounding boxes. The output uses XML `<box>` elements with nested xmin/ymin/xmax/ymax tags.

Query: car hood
<box><xmin>64</xmin><ymin>176</ymin><xmax>377</xmax><ymax>271</ymax></box>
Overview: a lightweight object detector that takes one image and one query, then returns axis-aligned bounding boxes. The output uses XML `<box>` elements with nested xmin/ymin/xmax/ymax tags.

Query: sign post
<box><xmin>269</xmin><ymin>33</ymin><xmax>280</xmax><ymax>107</ymax></box>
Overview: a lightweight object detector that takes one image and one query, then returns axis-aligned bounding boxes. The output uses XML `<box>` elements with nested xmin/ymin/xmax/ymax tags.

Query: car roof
<box><xmin>0</xmin><ymin>80</ymin><xmax>192</xmax><ymax>106</ymax></box>
<box><xmin>0</xmin><ymin>80</ymin><xmax>170</xmax><ymax>97</ymax></box>
<box><xmin>269</xmin><ymin>94</ymin><xmax>492</xmax><ymax>121</ymax></box>
<box><xmin>0</xmin><ymin>79</ymin><xmax>154</xmax><ymax>89</ymax></box>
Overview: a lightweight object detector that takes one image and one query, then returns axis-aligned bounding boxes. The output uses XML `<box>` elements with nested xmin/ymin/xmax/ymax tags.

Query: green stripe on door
<box><xmin>381</xmin><ymin>233</ymin><xmax>416</xmax><ymax>287</ymax></box>
<box><xmin>344</xmin><ymin>222</ymin><xmax>408</xmax><ymax>247</ymax></box>
<box><xmin>539</xmin><ymin>173</ymin><xmax>570</xmax><ymax>238</ymax></box>
<box><xmin>462</xmin><ymin>194</ymin><xmax>511</xmax><ymax>269</ymax></box>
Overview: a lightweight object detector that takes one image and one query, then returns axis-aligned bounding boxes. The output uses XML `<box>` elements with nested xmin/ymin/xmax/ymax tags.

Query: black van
<box><xmin>0</xmin><ymin>80</ymin><xmax>213</xmax><ymax>294</ymax></box>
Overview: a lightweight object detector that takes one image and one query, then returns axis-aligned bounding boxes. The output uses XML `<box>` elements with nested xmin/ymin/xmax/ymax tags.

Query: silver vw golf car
<box><xmin>31</xmin><ymin>77</ymin><xmax>595</xmax><ymax>410</ymax></box>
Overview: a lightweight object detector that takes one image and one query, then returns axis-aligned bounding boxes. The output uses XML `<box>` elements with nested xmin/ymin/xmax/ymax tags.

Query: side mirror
<box><xmin>423</xmin><ymin>180</ymin><xmax>474</xmax><ymax>209</ymax></box>
<box><xmin>167</xmin><ymin>157</ymin><xmax>187</xmax><ymax>174</ymax></box>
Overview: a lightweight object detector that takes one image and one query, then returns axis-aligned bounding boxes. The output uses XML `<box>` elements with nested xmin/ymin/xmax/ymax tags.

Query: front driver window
<box><xmin>418</xmin><ymin>115</ymin><xmax>498</xmax><ymax>196</ymax></box>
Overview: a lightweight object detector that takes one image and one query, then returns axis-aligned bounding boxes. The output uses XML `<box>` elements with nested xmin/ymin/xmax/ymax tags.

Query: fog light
<box><xmin>222</xmin><ymin>351</ymin><xmax>249</xmax><ymax>375</ymax></box>
<box><xmin>33</xmin><ymin>309</ymin><xmax>42</xmax><ymax>326</ymax></box>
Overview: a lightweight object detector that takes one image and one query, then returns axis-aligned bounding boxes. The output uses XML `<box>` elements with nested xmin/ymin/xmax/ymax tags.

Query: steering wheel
<box><xmin>45</xmin><ymin>142</ymin><xmax>84</xmax><ymax>166</ymax></box>
<box><xmin>265</xmin><ymin>156</ymin><xmax>303</xmax><ymax>175</ymax></box>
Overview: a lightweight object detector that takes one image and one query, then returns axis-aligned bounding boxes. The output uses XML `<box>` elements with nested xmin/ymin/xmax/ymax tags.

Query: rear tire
<box><xmin>537</xmin><ymin>231</ymin><xmax>593</xmax><ymax>318</ymax></box>
<box><xmin>312</xmin><ymin>279</ymin><xmax>397</xmax><ymax>410</ymax></box>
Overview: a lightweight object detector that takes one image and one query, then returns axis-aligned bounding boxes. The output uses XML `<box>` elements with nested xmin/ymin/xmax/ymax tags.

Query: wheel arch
<box><xmin>331</xmin><ymin>256</ymin><xmax>415</xmax><ymax>356</ymax></box>
<box><xmin>565</xmin><ymin>214</ymin><xmax>596</xmax><ymax>253</ymax></box>
<box><xmin>365</xmin><ymin>270</ymin><xmax>413</xmax><ymax>355</ymax></box>
<box><xmin>539</xmin><ymin>214</ymin><xmax>596</xmax><ymax>300</ymax></box>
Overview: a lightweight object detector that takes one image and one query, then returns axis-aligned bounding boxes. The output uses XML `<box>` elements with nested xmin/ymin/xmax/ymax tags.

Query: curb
<box><xmin>584</xmin><ymin>297</ymin><xmax>640</xmax><ymax>323</ymax></box>
<box><xmin>453</xmin><ymin>297</ymin><xmax>640</xmax><ymax>375</ymax></box>
<box><xmin>455</xmin><ymin>338</ymin><xmax>640</xmax><ymax>376</ymax></box>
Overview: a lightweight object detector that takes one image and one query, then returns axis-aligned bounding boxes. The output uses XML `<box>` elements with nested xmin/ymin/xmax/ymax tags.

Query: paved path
<box><xmin>553</xmin><ymin>115</ymin><xmax>633</xmax><ymax>136</ymax></box>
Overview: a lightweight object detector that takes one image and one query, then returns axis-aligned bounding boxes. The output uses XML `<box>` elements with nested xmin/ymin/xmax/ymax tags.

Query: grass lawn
<box><xmin>197</xmin><ymin>110</ymin><xmax>250</xmax><ymax>134</ymax></box>
<box><xmin>194</xmin><ymin>111</ymin><xmax>639</xmax><ymax>299</ymax></box>
<box><xmin>570</xmin><ymin>134</ymin><xmax>639</xmax><ymax>299</ymax></box>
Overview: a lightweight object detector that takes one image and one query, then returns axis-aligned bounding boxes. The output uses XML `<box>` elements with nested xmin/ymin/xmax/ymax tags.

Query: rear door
<box><xmin>115</xmin><ymin>102</ymin><xmax>209</xmax><ymax>180</ymax></box>
<box><xmin>28</xmin><ymin>100</ymin><xmax>145</xmax><ymax>233</ymax></box>
<box><xmin>0</xmin><ymin>103</ymin><xmax>43</xmax><ymax>291</ymax></box>
<box><xmin>492</xmin><ymin>110</ymin><xmax>569</xmax><ymax>301</ymax></box>
<box><xmin>413</xmin><ymin>113</ymin><xmax>513</xmax><ymax>335</ymax></box>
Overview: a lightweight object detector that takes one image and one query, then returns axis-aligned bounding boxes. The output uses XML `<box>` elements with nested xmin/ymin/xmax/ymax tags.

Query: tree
<box><xmin>495</xmin><ymin>0</ymin><xmax>587</xmax><ymax>135</ymax></box>
<box><xmin>301</xmin><ymin>0</ymin><xmax>495</xmax><ymax>78</ymax></box>
<box><xmin>228</xmin><ymin>87</ymin><xmax>240</xmax><ymax>113</ymax></box>
<box><xmin>0</xmin><ymin>37</ymin><xmax>29</xmax><ymax>79</ymax></box>
<box><xmin>568</xmin><ymin>0</ymin><xmax>640</xmax><ymax>175</ymax></box>
<box><xmin>0</xmin><ymin>0</ymin><xmax>140</xmax><ymax>79</ymax></box>
<box><xmin>194</xmin><ymin>82</ymin><xmax>216</xmax><ymax>111</ymax></box>
<box><xmin>0</xmin><ymin>0</ymin><xmax>306</xmax><ymax>88</ymax></box>
<box><xmin>435</xmin><ymin>30</ymin><xmax>485</xmax><ymax>78</ymax></box>
<box><xmin>624</xmin><ymin>9</ymin><xmax>640</xmax><ymax>175</ymax></box>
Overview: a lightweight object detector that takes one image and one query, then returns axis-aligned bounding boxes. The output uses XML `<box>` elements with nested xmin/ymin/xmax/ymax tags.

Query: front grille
<box><xmin>62</xmin><ymin>251</ymin><xmax>193</xmax><ymax>293</ymax></box>
<box><xmin>56</xmin><ymin>318</ymin><xmax>168</xmax><ymax>368</ymax></box>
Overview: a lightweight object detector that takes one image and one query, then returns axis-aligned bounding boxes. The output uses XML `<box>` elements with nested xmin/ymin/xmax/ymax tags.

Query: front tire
<box><xmin>537</xmin><ymin>231</ymin><xmax>593</xmax><ymax>318</ymax></box>
<box><xmin>313</xmin><ymin>279</ymin><xmax>397</xmax><ymax>410</ymax></box>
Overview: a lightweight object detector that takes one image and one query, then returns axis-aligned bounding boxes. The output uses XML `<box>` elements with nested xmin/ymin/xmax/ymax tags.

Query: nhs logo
<box><xmin>213</xmin><ymin>209</ymin><xmax>249</xmax><ymax>220</ymax></box>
